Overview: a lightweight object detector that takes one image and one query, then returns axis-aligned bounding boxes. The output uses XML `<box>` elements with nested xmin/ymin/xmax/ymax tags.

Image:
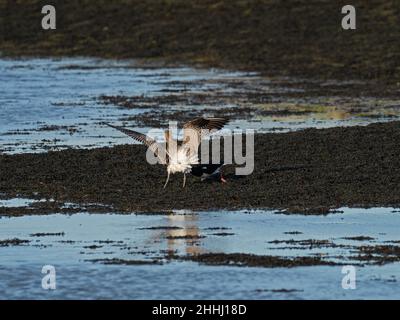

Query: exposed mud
<box><xmin>0</xmin><ymin>238</ymin><xmax>30</xmax><ymax>247</ymax></box>
<box><xmin>210</xmin><ymin>232</ymin><xmax>235</xmax><ymax>237</ymax></box>
<box><xmin>30</xmin><ymin>232</ymin><xmax>65</xmax><ymax>237</ymax></box>
<box><xmin>169</xmin><ymin>240</ymin><xmax>400</xmax><ymax>268</ymax></box>
<box><xmin>173</xmin><ymin>253</ymin><xmax>337</xmax><ymax>268</ymax></box>
<box><xmin>88</xmin><ymin>258</ymin><xmax>163</xmax><ymax>265</ymax></box>
<box><xmin>267</xmin><ymin>239</ymin><xmax>341</xmax><ymax>248</ymax></box>
<box><xmin>256</xmin><ymin>288</ymin><xmax>304</xmax><ymax>293</ymax></box>
<box><xmin>165</xmin><ymin>235</ymin><xmax>206</xmax><ymax>240</ymax></box>
<box><xmin>0</xmin><ymin>200</ymin><xmax>112</xmax><ymax>217</ymax></box>
<box><xmin>1</xmin><ymin>121</ymin><xmax>400</xmax><ymax>215</ymax></box>
<box><xmin>137</xmin><ymin>226</ymin><xmax>183</xmax><ymax>230</ymax></box>
<box><xmin>1</xmin><ymin>209</ymin><xmax>400</xmax><ymax>300</ymax></box>
<box><xmin>349</xmin><ymin>245</ymin><xmax>400</xmax><ymax>265</ymax></box>
<box><xmin>99</xmin><ymin>87</ymin><xmax>400</xmax><ymax>128</ymax></box>
<box><xmin>1</xmin><ymin>0</ymin><xmax>400</xmax><ymax>87</ymax></box>
<box><xmin>342</xmin><ymin>236</ymin><xmax>375</xmax><ymax>241</ymax></box>
<box><xmin>2</xmin><ymin>58</ymin><xmax>400</xmax><ymax>156</ymax></box>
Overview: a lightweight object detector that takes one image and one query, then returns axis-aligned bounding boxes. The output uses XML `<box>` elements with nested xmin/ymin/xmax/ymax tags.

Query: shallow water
<box><xmin>1</xmin><ymin>57</ymin><xmax>399</xmax><ymax>153</ymax></box>
<box><xmin>0</xmin><ymin>58</ymin><xmax>230</xmax><ymax>153</ymax></box>
<box><xmin>0</xmin><ymin>207</ymin><xmax>399</xmax><ymax>299</ymax></box>
<box><xmin>1</xmin><ymin>58</ymin><xmax>400</xmax><ymax>299</ymax></box>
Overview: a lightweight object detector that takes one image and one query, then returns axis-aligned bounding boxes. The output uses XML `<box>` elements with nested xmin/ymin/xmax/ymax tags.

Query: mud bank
<box><xmin>1</xmin><ymin>1</ymin><xmax>400</xmax><ymax>86</ymax></box>
<box><xmin>172</xmin><ymin>253</ymin><xmax>337</xmax><ymax>268</ymax></box>
<box><xmin>1</xmin><ymin>121</ymin><xmax>400</xmax><ymax>215</ymax></box>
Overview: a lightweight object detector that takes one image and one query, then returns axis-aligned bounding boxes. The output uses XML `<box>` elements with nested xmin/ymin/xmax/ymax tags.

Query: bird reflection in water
<box><xmin>164</xmin><ymin>211</ymin><xmax>205</xmax><ymax>257</ymax></box>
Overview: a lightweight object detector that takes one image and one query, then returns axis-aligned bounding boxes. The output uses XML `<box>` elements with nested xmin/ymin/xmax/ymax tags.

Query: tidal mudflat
<box><xmin>1</xmin><ymin>58</ymin><xmax>399</xmax><ymax>154</ymax></box>
<box><xmin>1</xmin><ymin>58</ymin><xmax>400</xmax><ymax>299</ymax></box>
<box><xmin>1</xmin><ymin>121</ymin><xmax>400</xmax><ymax>214</ymax></box>
<box><xmin>1</xmin><ymin>208</ymin><xmax>400</xmax><ymax>299</ymax></box>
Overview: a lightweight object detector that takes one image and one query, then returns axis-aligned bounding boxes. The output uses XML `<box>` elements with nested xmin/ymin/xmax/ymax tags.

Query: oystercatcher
<box><xmin>190</xmin><ymin>164</ymin><xmax>227</xmax><ymax>183</ymax></box>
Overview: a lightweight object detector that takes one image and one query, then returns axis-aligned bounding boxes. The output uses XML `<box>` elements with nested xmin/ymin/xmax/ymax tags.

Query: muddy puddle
<box><xmin>1</xmin><ymin>58</ymin><xmax>399</xmax><ymax>153</ymax></box>
<box><xmin>1</xmin><ymin>206</ymin><xmax>400</xmax><ymax>299</ymax></box>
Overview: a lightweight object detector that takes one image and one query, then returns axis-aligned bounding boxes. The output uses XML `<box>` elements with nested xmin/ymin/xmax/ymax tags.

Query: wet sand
<box><xmin>1</xmin><ymin>121</ymin><xmax>400</xmax><ymax>215</ymax></box>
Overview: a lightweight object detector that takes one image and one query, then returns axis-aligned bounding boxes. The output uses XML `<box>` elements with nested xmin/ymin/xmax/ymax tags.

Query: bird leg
<box><xmin>220</xmin><ymin>173</ymin><xmax>227</xmax><ymax>183</ymax></box>
<box><xmin>163</xmin><ymin>171</ymin><xmax>170</xmax><ymax>189</ymax></box>
<box><xmin>182</xmin><ymin>173</ymin><xmax>187</xmax><ymax>188</ymax></box>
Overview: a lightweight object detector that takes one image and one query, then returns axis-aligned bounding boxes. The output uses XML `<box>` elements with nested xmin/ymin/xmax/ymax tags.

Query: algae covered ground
<box><xmin>1</xmin><ymin>121</ymin><xmax>400</xmax><ymax>215</ymax></box>
<box><xmin>0</xmin><ymin>0</ymin><xmax>399</xmax><ymax>86</ymax></box>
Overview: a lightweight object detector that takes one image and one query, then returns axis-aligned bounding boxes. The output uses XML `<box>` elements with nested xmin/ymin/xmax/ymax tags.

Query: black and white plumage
<box><xmin>106</xmin><ymin>117</ymin><xmax>229</xmax><ymax>188</ymax></box>
<box><xmin>190</xmin><ymin>164</ymin><xmax>227</xmax><ymax>182</ymax></box>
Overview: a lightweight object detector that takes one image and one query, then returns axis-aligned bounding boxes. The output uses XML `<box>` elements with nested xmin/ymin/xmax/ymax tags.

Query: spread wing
<box><xmin>106</xmin><ymin>123</ymin><xmax>168</xmax><ymax>165</ymax></box>
<box><xmin>182</xmin><ymin>117</ymin><xmax>229</xmax><ymax>158</ymax></box>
